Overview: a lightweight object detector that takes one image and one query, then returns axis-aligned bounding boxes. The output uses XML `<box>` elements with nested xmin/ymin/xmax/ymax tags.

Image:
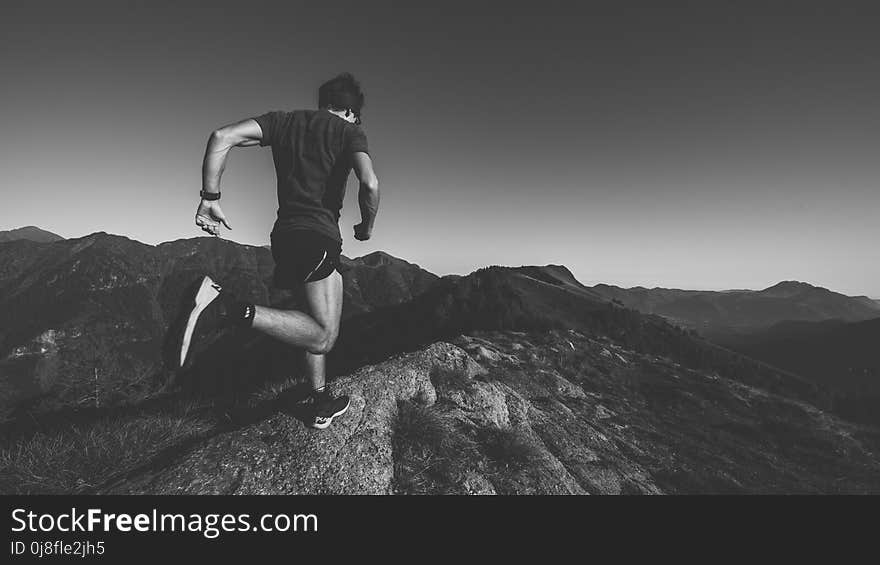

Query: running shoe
<box><xmin>310</xmin><ymin>391</ymin><xmax>351</xmax><ymax>430</ymax></box>
<box><xmin>178</xmin><ymin>275</ymin><xmax>242</xmax><ymax>367</ymax></box>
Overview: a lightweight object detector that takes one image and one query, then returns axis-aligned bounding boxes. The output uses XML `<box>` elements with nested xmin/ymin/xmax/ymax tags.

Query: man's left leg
<box><xmin>301</xmin><ymin>270</ymin><xmax>350</xmax><ymax>429</ymax></box>
<box><xmin>304</xmin><ymin>351</ymin><xmax>326</xmax><ymax>394</ymax></box>
<box><xmin>302</xmin><ymin>269</ymin><xmax>343</xmax><ymax>394</ymax></box>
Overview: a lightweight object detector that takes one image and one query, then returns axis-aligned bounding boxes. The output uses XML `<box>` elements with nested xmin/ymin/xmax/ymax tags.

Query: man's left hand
<box><xmin>353</xmin><ymin>222</ymin><xmax>372</xmax><ymax>241</ymax></box>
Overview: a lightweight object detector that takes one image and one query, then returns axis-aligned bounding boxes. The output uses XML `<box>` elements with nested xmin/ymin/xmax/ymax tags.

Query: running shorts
<box><xmin>270</xmin><ymin>229</ymin><xmax>342</xmax><ymax>289</ymax></box>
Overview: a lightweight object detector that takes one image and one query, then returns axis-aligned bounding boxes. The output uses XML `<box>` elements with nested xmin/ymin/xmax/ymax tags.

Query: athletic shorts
<box><xmin>270</xmin><ymin>229</ymin><xmax>342</xmax><ymax>289</ymax></box>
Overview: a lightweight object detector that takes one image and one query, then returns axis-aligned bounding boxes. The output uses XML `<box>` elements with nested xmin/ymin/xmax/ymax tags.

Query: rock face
<box><xmin>104</xmin><ymin>343</ymin><xmax>483</xmax><ymax>494</ymax></box>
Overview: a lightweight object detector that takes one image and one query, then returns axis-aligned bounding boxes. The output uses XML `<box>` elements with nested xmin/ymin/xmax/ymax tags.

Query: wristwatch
<box><xmin>200</xmin><ymin>190</ymin><xmax>221</xmax><ymax>201</ymax></box>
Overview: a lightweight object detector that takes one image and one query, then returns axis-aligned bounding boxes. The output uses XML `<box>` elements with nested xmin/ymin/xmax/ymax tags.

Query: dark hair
<box><xmin>318</xmin><ymin>73</ymin><xmax>365</xmax><ymax>121</ymax></box>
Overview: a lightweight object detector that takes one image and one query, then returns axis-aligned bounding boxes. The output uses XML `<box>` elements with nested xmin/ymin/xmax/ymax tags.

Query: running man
<box><xmin>179</xmin><ymin>73</ymin><xmax>380</xmax><ymax>430</ymax></box>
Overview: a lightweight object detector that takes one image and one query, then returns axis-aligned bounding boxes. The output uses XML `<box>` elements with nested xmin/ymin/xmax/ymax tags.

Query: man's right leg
<box><xmin>251</xmin><ymin>266</ymin><xmax>342</xmax><ymax>354</ymax></box>
<box><xmin>178</xmin><ymin>276</ymin><xmax>332</xmax><ymax>367</ymax></box>
<box><xmin>250</xmin><ymin>304</ymin><xmax>329</xmax><ymax>354</ymax></box>
<box><xmin>177</xmin><ymin>230</ymin><xmax>343</xmax><ymax>392</ymax></box>
<box><xmin>176</xmin><ymin>270</ymin><xmax>349</xmax><ymax>429</ymax></box>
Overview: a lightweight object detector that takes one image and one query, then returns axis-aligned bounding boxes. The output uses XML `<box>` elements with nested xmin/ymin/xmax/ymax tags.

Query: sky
<box><xmin>1</xmin><ymin>1</ymin><xmax>879</xmax><ymax>296</ymax></box>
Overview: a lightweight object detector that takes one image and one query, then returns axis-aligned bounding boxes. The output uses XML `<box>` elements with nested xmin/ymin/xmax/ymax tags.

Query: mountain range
<box><xmin>1</xmin><ymin>227</ymin><xmax>879</xmax><ymax>494</ymax></box>
<box><xmin>1</xmin><ymin>227</ymin><xmax>876</xmax><ymax>414</ymax></box>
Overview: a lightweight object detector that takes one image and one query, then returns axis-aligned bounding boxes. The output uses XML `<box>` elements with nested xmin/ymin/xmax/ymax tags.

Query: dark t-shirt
<box><xmin>252</xmin><ymin>108</ymin><xmax>369</xmax><ymax>243</ymax></box>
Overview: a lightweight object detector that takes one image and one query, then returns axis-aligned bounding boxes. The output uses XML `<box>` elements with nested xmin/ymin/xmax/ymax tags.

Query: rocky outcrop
<box><xmin>104</xmin><ymin>342</ymin><xmax>484</xmax><ymax>494</ymax></box>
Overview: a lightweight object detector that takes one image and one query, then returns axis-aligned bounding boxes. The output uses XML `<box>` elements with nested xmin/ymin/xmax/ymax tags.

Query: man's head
<box><xmin>318</xmin><ymin>72</ymin><xmax>365</xmax><ymax>125</ymax></box>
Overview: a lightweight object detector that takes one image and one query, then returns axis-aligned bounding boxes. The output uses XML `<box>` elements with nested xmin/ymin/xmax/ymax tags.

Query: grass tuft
<box><xmin>477</xmin><ymin>426</ymin><xmax>545</xmax><ymax>474</ymax></box>
<box><xmin>391</xmin><ymin>400</ymin><xmax>482</xmax><ymax>494</ymax></box>
<box><xmin>429</xmin><ymin>366</ymin><xmax>476</xmax><ymax>395</ymax></box>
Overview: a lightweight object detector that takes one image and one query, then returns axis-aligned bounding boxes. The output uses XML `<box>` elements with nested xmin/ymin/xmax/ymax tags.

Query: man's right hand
<box><xmin>195</xmin><ymin>200</ymin><xmax>232</xmax><ymax>237</ymax></box>
<box><xmin>353</xmin><ymin>222</ymin><xmax>372</xmax><ymax>241</ymax></box>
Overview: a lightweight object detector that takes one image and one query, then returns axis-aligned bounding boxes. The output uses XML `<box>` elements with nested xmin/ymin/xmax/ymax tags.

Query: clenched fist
<box><xmin>353</xmin><ymin>222</ymin><xmax>372</xmax><ymax>241</ymax></box>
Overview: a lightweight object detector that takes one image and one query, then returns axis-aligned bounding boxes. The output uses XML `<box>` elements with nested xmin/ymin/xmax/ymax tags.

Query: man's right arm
<box><xmin>352</xmin><ymin>152</ymin><xmax>380</xmax><ymax>241</ymax></box>
<box><xmin>202</xmin><ymin>118</ymin><xmax>264</xmax><ymax>195</ymax></box>
<box><xmin>195</xmin><ymin>118</ymin><xmax>264</xmax><ymax>236</ymax></box>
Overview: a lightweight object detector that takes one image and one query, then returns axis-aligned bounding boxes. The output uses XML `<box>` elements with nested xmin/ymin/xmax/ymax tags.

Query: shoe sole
<box><xmin>310</xmin><ymin>398</ymin><xmax>351</xmax><ymax>430</ymax></box>
<box><xmin>179</xmin><ymin>276</ymin><xmax>221</xmax><ymax>367</ymax></box>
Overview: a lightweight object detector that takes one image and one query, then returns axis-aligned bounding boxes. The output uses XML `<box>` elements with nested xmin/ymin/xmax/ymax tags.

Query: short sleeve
<box><xmin>345</xmin><ymin>125</ymin><xmax>370</xmax><ymax>155</ymax></box>
<box><xmin>252</xmin><ymin>111</ymin><xmax>286</xmax><ymax>147</ymax></box>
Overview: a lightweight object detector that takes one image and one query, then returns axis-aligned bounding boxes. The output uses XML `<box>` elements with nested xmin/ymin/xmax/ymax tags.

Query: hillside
<box><xmin>717</xmin><ymin>317</ymin><xmax>880</xmax><ymax>398</ymax></box>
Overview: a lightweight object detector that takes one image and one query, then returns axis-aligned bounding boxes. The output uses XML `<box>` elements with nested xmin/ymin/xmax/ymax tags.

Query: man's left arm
<box><xmin>352</xmin><ymin>152</ymin><xmax>380</xmax><ymax>241</ymax></box>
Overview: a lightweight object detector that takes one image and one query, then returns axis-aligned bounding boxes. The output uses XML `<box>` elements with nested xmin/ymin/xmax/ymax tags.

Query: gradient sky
<box><xmin>2</xmin><ymin>1</ymin><xmax>879</xmax><ymax>296</ymax></box>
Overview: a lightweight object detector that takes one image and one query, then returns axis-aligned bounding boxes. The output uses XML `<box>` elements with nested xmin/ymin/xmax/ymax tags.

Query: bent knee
<box><xmin>309</xmin><ymin>328</ymin><xmax>339</xmax><ymax>355</ymax></box>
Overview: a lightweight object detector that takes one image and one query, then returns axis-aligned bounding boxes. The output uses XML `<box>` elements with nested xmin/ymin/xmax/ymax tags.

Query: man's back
<box><xmin>190</xmin><ymin>72</ymin><xmax>379</xmax><ymax>430</ymax></box>
<box><xmin>253</xmin><ymin>108</ymin><xmax>370</xmax><ymax>243</ymax></box>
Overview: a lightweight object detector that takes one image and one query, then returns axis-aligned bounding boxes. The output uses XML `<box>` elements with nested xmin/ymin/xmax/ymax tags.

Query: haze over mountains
<box><xmin>591</xmin><ymin>281</ymin><xmax>880</xmax><ymax>336</ymax></box>
<box><xmin>1</xmin><ymin>227</ymin><xmax>879</xmax><ymax>494</ymax></box>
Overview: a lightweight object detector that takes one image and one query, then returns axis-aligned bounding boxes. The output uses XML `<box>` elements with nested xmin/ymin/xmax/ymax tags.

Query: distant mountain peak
<box><xmin>515</xmin><ymin>264</ymin><xmax>586</xmax><ymax>288</ymax></box>
<box><xmin>761</xmin><ymin>280</ymin><xmax>831</xmax><ymax>296</ymax></box>
<box><xmin>358</xmin><ymin>250</ymin><xmax>400</xmax><ymax>266</ymax></box>
<box><xmin>0</xmin><ymin>226</ymin><xmax>63</xmax><ymax>243</ymax></box>
<box><xmin>765</xmin><ymin>280</ymin><xmax>814</xmax><ymax>290</ymax></box>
